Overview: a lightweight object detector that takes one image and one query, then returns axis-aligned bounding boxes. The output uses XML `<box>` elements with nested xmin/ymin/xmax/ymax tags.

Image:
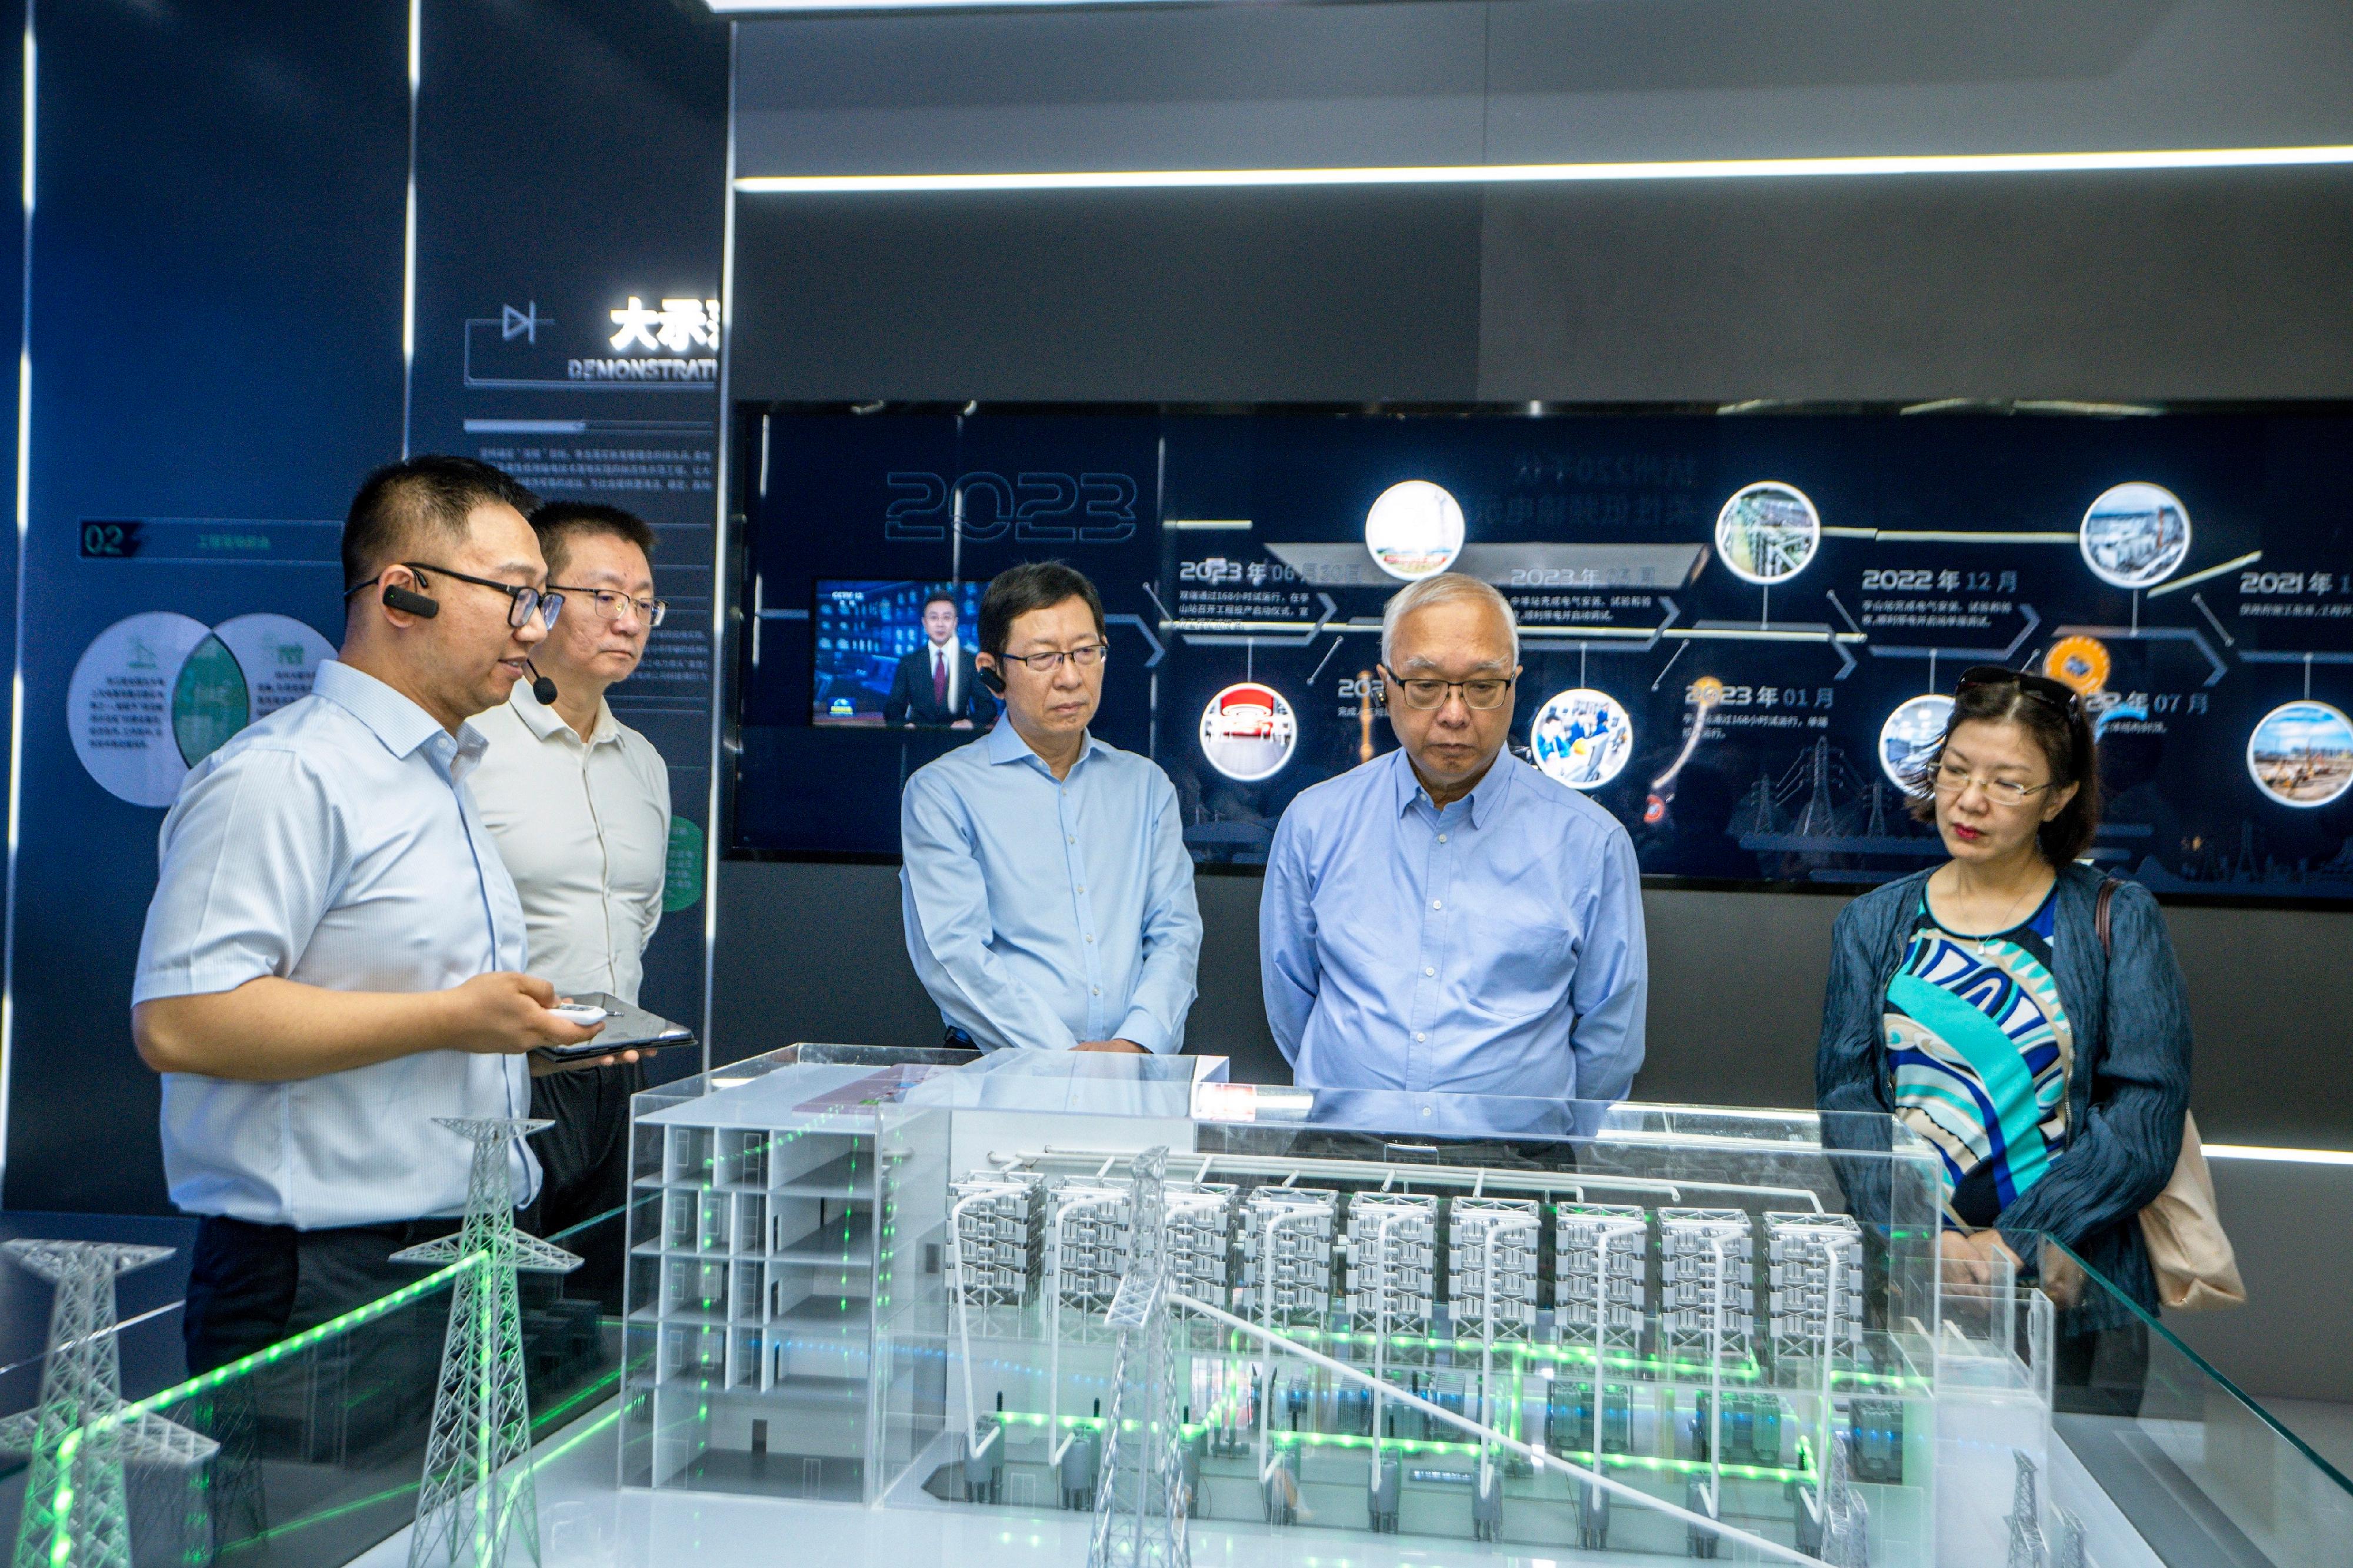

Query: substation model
<box><xmin>620</xmin><ymin>1047</ymin><xmax>2045</xmax><ymax>1566</ymax></box>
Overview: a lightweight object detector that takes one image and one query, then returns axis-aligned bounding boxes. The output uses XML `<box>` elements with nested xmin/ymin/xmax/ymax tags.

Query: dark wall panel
<box><xmin>5</xmin><ymin>1</ymin><xmax>408</xmax><ymax>1214</ymax></box>
<box><xmin>1476</xmin><ymin>168</ymin><xmax>2353</xmax><ymax>402</ymax></box>
<box><xmin>729</xmin><ymin>189</ymin><xmax>1487</xmax><ymax>403</ymax></box>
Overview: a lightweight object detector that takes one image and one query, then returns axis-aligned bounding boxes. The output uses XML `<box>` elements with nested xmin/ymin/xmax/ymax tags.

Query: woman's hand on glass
<box><xmin>1938</xmin><ymin>1227</ymin><xmax>2022</xmax><ymax>1289</ymax></box>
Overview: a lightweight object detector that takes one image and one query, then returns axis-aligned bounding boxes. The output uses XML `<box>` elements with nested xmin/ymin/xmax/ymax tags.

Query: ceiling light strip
<box><xmin>2202</xmin><ymin>1144</ymin><xmax>2353</xmax><ymax>1167</ymax></box>
<box><xmin>736</xmin><ymin>144</ymin><xmax>2353</xmax><ymax>195</ymax></box>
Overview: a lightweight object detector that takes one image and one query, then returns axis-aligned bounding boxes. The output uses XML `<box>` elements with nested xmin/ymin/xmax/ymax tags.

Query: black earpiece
<box><xmin>382</xmin><ymin>583</ymin><xmax>439</xmax><ymax>618</ymax></box>
<box><xmin>526</xmin><ymin>660</ymin><xmax>558</xmax><ymax>705</ymax></box>
<box><xmin>977</xmin><ymin>658</ymin><xmax>1006</xmax><ymax>696</ymax></box>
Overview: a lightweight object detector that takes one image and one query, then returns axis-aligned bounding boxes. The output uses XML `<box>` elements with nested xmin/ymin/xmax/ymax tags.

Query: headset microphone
<box><xmin>381</xmin><ymin>583</ymin><xmax>439</xmax><ymax>618</ymax></box>
<box><xmin>977</xmin><ymin>658</ymin><xmax>1006</xmax><ymax>697</ymax></box>
<box><xmin>526</xmin><ymin>660</ymin><xmax>559</xmax><ymax>705</ymax></box>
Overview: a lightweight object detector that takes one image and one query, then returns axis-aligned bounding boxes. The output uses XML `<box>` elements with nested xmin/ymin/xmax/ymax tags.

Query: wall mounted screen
<box><xmin>728</xmin><ymin>404</ymin><xmax>2353</xmax><ymax>901</ymax></box>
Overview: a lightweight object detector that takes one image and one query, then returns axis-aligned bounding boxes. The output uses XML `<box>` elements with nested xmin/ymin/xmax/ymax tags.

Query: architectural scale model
<box><xmin>621</xmin><ymin>1046</ymin><xmax>2054</xmax><ymax>1564</ymax></box>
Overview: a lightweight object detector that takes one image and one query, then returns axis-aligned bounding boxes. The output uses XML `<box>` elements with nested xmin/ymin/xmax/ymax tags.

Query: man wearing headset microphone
<box><xmin>132</xmin><ymin>456</ymin><xmax>645</xmax><ymax>1373</ymax></box>
<box><xmin>899</xmin><ymin>562</ymin><xmax>1202</xmax><ymax>1054</ymax></box>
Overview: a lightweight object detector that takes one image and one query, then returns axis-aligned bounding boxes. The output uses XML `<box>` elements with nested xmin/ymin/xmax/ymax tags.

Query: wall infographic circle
<box><xmin>1529</xmin><ymin>688</ymin><xmax>1633</xmax><ymax>790</ymax></box>
<box><xmin>1879</xmin><ymin>693</ymin><xmax>1955</xmax><ymax>792</ymax></box>
<box><xmin>1714</xmin><ymin>481</ymin><xmax>1821</xmax><ymax>585</ymax></box>
<box><xmin>2247</xmin><ymin>700</ymin><xmax>2353</xmax><ymax>809</ymax></box>
<box><xmin>1199</xmin><ymin>682</ymin><xmax>1298</xmax><ymax>782</ymax></box>
<box><xmin>68</xmin><ymin>610</ymin><xmax>335</xmax><ymax>808</ymax></box>
<box><xmin>2079</xmin><ymin>482</ymin><xmax>2192</xmax><ymax>589</ymax></box>
<box><xmin>1363</xmin><ymin>480</ymin><xmax>1465</xmax><ymax>581</ymax></box>
<box><xmin>2042</xmin><ymin>635</ymin><xmax>2112</xmax><ymax>696</ymax></box>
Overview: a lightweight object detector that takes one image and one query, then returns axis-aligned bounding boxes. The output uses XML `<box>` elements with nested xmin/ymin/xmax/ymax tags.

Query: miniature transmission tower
<box><xmin>394</xmin><ymin>1118</ymin><xmax>581</xmax><ymax>1568</ymax></box>
<box><xmin>2004</xmin><ymin>1449</ymin><xmax>2048</xmax><ymax>1568</ymax></box>
<box><xmin>1086</xmin><ymin>1146</ymin><xmax>1188</xmax><ymax>1568</ymax></box>
<box><xmin>0</xmin><ymin>1242</ymin><xmax>217</xmax><ymax>1568</ymax></box>
<box><xmin>1817</xmin><ymin>1423</ymin><xmax>1872</xmax><ymax>1568</ymax></box>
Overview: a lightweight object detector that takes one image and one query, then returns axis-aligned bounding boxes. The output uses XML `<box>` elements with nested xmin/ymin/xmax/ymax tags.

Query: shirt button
<box><xmin>1424</xmin><ymin>967</ymin><xmax>1435</xmax><ymax>978</ymax></box>
<box><xmin>1438</xmin><ymin>834</ymin><xmax>1448</xmax><ymax>844</ymax></box>
<box><xmin>1421</xmin><ymin>1106</ymin><xmax>1434</xmax><ymax>1119</ymax></box>
<box><xmin>1076</xmin><ymin>886</ymin><xmax>1085</xmax><ymax>893</ymax></box>
<box><xmin>1085</xmin><ymin>935</ymin><xmax>1094</xmax><ymax>942</ymax></box>
<box><xmin>1431</xmin><ymin>899</ymin><xmax>1442</xmax><ymax>910</ymax></box>
<box><xmin>1092</xmin><ymin>987</ymin><xmax>1101</xmax><ymax>996</ymax></box>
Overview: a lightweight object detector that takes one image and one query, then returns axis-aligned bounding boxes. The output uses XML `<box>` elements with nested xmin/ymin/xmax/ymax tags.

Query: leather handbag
<box><xmin>2098</xmin><ymin>878</ymin><xmax>2247</xmax><ymax>1312</ymax></box>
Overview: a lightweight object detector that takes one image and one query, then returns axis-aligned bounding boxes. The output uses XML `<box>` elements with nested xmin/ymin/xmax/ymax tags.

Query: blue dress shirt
<box><xmin>1260</xmin><ymin>746</ymin><xmax>1647</xmax><ymax>1100</ymax></box>
<box><xmin>133</xmin><ymin>660</ymin><xmax>538</xmax><ymax>1227</ymax></box>
<box><xmin>900</xmin><ymin>717</ymin><xmax>1202</xmax><ymax>1053</ymax></box>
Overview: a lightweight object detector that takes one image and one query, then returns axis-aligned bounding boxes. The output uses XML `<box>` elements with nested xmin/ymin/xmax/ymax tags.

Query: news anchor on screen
<box><xmin>885</xmin><ymin>588</ymin><xmax>995</xmax><ymax>728</ymax></box>
<box><xmin>899</xmin><ymin>563</ymin><xmax>1201</xmax><ymax>1053</ymax></box>
<box><xmin>1259</xmin><ymin>573</ymin><xmax>1647</xmax><ymax>1102</ymax></box>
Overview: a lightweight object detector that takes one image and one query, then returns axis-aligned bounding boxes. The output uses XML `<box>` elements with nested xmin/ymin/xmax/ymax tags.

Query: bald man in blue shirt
<box><xmin>1261</xmin><ymin>574</ymin><xmax>1647</xmax><ymax>1102</ymax></box>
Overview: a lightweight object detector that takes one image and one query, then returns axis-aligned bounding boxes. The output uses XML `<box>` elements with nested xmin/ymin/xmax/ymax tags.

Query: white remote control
<box><xmin>548</xmin><ymin>1003</ymin><xmax>608</xmax><ymax>1027</ymax></box>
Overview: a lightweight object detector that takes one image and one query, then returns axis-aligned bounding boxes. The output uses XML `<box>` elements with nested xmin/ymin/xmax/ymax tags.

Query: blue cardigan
<box><xmin>1815</xmin><ymin>861</ymin><xmax>2191</xmax><ymax>1330</ymax></box>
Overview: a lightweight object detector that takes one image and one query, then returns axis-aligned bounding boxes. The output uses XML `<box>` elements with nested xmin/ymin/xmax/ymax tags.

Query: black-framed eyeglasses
<box><xmin>1378</xmin><ymin>664</ymin><xmax>1516</xmax><ymax>712</ymax></box>
<box><xmin>1958</xmin><ymin>664</ymin><xmax>2081</xmax><ymax>715</ymax></box>
<box><xmin>549</xmin><ymin>585</ymin><xmax>666</xmax><ymax>629</ymax></box>
<box><xmin>998</xmin><ymin>642</ymin><xmax>1109</xmax><ymax>675</ymax></box>
<box><xmin>344</xmin><ymin>562</ymin><xmax>564</xmax><ymax>630</ymax></box>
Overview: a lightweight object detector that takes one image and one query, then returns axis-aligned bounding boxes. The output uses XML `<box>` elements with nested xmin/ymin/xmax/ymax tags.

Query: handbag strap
<box><xmin>2095</xmin><ymin>874</ymin><xmax>2118</xmax><ymax>959</ymax></box>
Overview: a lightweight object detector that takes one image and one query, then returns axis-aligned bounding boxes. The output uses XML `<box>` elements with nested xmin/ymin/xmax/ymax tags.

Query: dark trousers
<box><xmin>525</xmin><ymin>1059</ymin><xmax>646</xmax><ymax>1309</ymax></box>
<box><xmin>2053</xmin><ymin>1319</ymin><xmax>2151</xmax><ymax>1418</ymax></box>
<box><xmin>184</xmin><ymin>1213</ymin><xmax>460</xmax><ymax>1375</ymax></box>
<box><xmin>182</xmin><ymin>1214</ymin><xmax>460</xmax><ymax>1466</ymax></box>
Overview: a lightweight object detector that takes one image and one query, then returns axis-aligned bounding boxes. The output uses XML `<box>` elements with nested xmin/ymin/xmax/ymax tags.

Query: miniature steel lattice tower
<box><xmin>0</xmin><ymin>1242</ymin><xmax>217</xmax><ymax>1568</ymax></box>
<box><xmin>1086</xmin><ymin>1146</ymin><xmax>1189</xmax><ymax>1568</ymax></box>
<box><xmin>394</xmin><ymin>1118</ymin><xmax>582</xmax><ymax>1568</ymax></box>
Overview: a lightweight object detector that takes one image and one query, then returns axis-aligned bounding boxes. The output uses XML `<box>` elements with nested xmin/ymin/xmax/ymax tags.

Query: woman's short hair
<box><xmin>1907</xmin><ymin>675</ymin><xmax>2103</xmax><ymax>863</ymax></box>
<box><xmin>1379</xmin><ymin>573</ymin><xmax>1519</xmax><ymax>669</ymax></box>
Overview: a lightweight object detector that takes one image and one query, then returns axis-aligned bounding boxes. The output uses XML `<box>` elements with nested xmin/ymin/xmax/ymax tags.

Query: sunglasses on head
<box><xmin>1957</xmin><ymin>664</ymin><xmax>2082</xmax><ymax>715</ymax></box>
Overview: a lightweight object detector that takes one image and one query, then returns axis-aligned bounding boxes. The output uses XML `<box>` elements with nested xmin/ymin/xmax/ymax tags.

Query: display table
<box><xmin>2</xmin><ymin>1046</ymin><xmax>2345</xmax><ymax>1568</ymax></box>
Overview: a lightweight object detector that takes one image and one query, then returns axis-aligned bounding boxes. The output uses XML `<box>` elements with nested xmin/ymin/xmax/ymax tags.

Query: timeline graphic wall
<box><xmin>732</xmin><ymin>406</ymin><xmax>2353</xmax><ymax>902</ymax></box>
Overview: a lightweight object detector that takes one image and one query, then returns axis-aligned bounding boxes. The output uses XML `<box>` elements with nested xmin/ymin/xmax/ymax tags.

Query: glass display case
<box><xmin>618</xmin><ymin>1047</ymin><xmax>1994</xmax><ymax>1563</ymax></box>
<box><xmin>0</xmin><ymin>1055</ymin><xmax>2346</xmax><ymax>1568</ymax></box>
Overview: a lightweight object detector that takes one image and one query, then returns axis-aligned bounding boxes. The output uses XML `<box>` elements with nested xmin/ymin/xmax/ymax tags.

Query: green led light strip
<box><xmin>46</xmin><ymin>1255</ymin><xmax>481</xmax><ymax>1568</ymax></box>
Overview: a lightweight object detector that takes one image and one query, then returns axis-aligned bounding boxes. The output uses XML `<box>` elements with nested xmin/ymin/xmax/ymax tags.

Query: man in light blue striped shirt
<box><xmin>901</xmin><ymin>563</ymin><xmax>1201</xmax><ymax>1054</ymax></box>
<box><xmin>1261</xmin><ymin>573</ymin><xmax>1647</xmax><ymax>1102</ymax></box>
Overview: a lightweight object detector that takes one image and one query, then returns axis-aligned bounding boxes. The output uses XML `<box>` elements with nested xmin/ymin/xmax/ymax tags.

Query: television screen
<box><xmin>811</xmin><ymin>579</ymin><xmax>993</xmax><ymax>729</ymax></box>
<box><xmin>725</xmin><ymin>403</ymin><xmax>2353</xmax><ymax>902</ymax></box>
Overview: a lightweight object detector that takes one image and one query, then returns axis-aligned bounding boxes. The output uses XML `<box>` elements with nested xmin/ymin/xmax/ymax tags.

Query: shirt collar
<box><xmin>508</xmin><ymin>679</ymin><xmax>614</xmax><ymax>746</ymax></box>
<box><xmin>311</xmin><ymin>659</ymin><xmax>454</xmax><ymax>762</ymax></box>
<box><xmin>985</xmin><ymin>712</ymin><xmax>1108</xmax><ymax>774</ymax></box>
<box><xmin>1388</xmin><ymin>743</ymin><xmax>1517</xmax><ymax>829</ymax></box>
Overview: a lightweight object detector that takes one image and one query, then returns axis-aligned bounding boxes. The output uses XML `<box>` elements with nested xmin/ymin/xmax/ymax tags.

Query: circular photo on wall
<box><xmin>1364</xmin><ymin>480</ymin><xmax>1466</xmax><ymax>581</ymax></box>
<box><xmin>1199</xmin><ymin>682</ymin><xmax>1299</xmax><ymax>782</ymax></box>
<box><xmin>2079</xmin><ymin>482</ymin><xmax>2192</xmax><ymax>589</ymax></box>
<box><xmin>2042</xmin><ymin>635</ymin><xmax>2112</xmax><ymax>698</ymax></box>
<box><xmin>1879</xmin><ymin>693</ymin><xmax>1955</xmax><ymax>793</ymax></box>
<box><xmin>1714</xmin><ymin>481</ymin><xmax>1821</xmax><ymax>585</ymax></box>
<box><xmin>2246</xmin><ymin>700</ymin><xmax>2353</xmax><ymax>809</ymax></box>
<box><xmin>1529</xmin><ymin>688</ymin><xmax>1634</xmax><ymax>791</ymax></box>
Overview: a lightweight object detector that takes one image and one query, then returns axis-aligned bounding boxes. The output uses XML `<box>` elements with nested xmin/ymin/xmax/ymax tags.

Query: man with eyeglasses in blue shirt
<box><xmin>900</xmin><ymin>562</ymin><xmax>1202</xmax><ymax>1054</ymax></box>
<box><xmin>1260</xmin><ymin>573</ymin><xmax>1647</xmax><ymax>1106</ymax></box>
<box><xmin>132</xmin><ymin>456</ymin><xmax>642</xmax><ymax>1373</ymax></box>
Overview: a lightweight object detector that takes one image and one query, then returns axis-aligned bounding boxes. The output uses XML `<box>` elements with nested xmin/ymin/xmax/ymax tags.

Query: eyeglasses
<box><xmin>1958</xmin><ymin>664</ymin><xmax>2081</xmax><ymax>715</ymax></box>
<box><xmin>344</xmin><ymin>563</ymin><xmax>564</xmax><ymax>630</ymax></box>
<box><xmin>1379</xmin><ymin>665</ymin><xmax>1516</xmax><ymax>711</ymax></box>
<box><xmin>1931</xmin><ymin>761</ymin><xmax>2057</xmax><ymax>807</ymax></box>
<box><xmin>997</xmin><ymin>643</ymin><xmax>1109</xmax><ymax>675</ymax></box>
<box><xmin>549</xmin><ymin>585</ymin><xmax>666</xmax><ymax>629</ymax></box>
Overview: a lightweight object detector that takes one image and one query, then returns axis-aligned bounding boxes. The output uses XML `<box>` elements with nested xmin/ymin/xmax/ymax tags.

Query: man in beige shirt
<box><xmin>471</xmin><ymin>502</ymin><xmax>673</xmax><ymax>1266</ymax></box>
